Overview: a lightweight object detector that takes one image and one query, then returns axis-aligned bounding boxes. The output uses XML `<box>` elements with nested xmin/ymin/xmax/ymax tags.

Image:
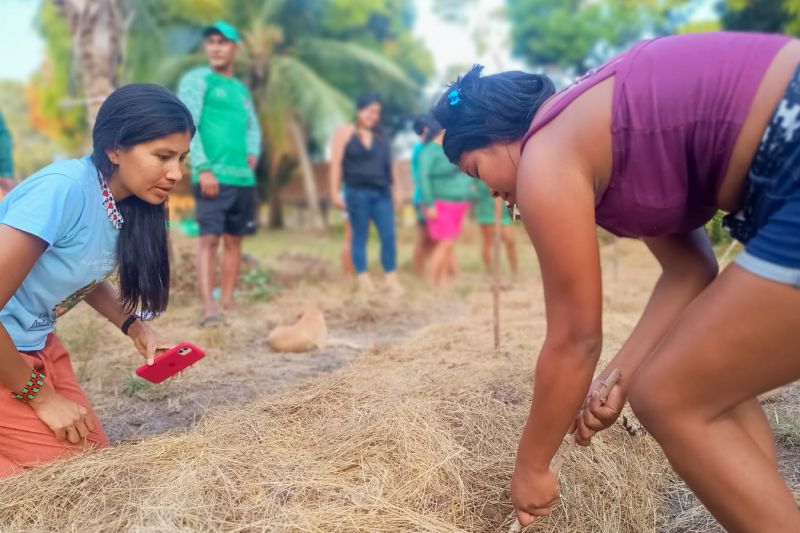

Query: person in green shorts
<box><xmin>177</xmin><ymin>21</ymin><xmax>262</xmax><ymax>325</ymax></box>
<box><xmin>472</xmin><ymin>180</ymin><xmax>518</xmax><ymax>277</ymax></box>
<box><xmin>0</xmin><ymin>110</ymin><xmax>14</xmax><ymax>197</ymax></box>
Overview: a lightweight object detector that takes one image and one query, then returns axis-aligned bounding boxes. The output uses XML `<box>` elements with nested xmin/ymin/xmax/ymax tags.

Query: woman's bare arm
<box><xmin>514</xmin><ymin>144</ymin><xmax>603</xmax><ymax>473</ymax></box>
<box><xmin>575</xmin><ymin>228</ymin><xmax>718</xmax><ymax>443</ymax></box>
<box><xmin>328</xmin><ymin>125</ymin><xmax>353</xmax><ymax>205</ymax></box>
<box><xmin>0</xmin><ymin>225</ymin><xmax>47</xmax><ymax>391</ymax></box>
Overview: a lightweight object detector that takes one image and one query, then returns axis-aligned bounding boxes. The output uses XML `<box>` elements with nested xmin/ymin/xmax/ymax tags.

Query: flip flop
<box><xmin>200</xmin><ymin>314</ymin><xmax>224</xmax><ymax>328</ymax></box>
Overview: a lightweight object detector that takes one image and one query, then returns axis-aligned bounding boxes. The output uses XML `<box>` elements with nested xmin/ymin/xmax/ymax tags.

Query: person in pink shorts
<box><xmin>416</xmin><ymin>116</ymin><xmax>472</xmax><ymax>287</ymax></box>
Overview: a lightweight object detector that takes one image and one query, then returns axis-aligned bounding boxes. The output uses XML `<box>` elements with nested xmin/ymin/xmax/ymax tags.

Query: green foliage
<box><xmin>718</xmin><ymin>0</ymin><xmax>800</xmax><ymax>35</ymax></box>
<box><xmin>122</xmin><ymin>375</ymin><xmax>151</xmax><ymax>397</ymax></box>
<box><xmin>238</xmin><ymin>265</ymin><xmax>280</xmax><ymax>301</ymax></box>
<box><xmin>705</xmin><ymin>211</ymin><xmax>731</xmax><ymax>246</ymax></box>
<box><xmin>507</xmin><ymin>0</ymin><xmax>685</xmax><ymax>72</ymax></box>
<box><xmin>324</xmin><ymin>0</ymin><xmax>391</xmax><ymax>31</ymax></box>
<box><xmin>0</xmin><ymin>81</ymin><xmax>61</xmax><ymax>179</ymax></box>
<box><xmin>29</xmin><ymin>1</ymin><xmax>86</xmax><ymax>150</ymax></box>
<box><xmin>676</xmin><ymin>18</ymin><xmax>723</xmax><ymax>33</ymax></box>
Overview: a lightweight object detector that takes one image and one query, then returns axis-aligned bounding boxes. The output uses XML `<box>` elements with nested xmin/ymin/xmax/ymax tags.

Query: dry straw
<box><xmin>0</xmin><ymin>240</ymin><xmax>683</xmax><ymax>532</ymax></box>
<box><xmin>0</xmin><ymin>292</ymin><xmax>675</xmax><ymax>532</ymax></box>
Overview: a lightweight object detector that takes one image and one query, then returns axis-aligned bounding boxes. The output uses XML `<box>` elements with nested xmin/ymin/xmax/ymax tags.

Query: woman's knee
<box><xmin>628</xmin><ymin>367</ymin><xmax>678</xmax><ymax>434</ymax></box>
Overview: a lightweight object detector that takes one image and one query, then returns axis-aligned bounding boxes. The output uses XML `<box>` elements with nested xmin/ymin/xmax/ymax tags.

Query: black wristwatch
<box><xmin>121</xmin><ymin>314</ymin><xmax>141</xmax><ymax>336</ymax></box>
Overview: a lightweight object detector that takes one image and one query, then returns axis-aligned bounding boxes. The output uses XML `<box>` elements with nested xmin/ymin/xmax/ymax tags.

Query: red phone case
<box><xmin>135</xmin><ymin>342</ymin><xmax>205</xmax><ymax>384</ymax></box>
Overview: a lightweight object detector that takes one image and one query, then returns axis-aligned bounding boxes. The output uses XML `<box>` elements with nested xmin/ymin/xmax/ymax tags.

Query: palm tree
<box><xmin>53</xmin><ymin>0</ymin><xmax>126</xmax><ymax>130</ymax></box>
<box><xmin>124</xmin><ymin>0</ymin><xmax>416</xmax><ymax>229</ymax></box>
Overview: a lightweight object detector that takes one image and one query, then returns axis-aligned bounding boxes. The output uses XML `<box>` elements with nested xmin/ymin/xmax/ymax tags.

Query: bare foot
<box><xmin>384</xmin><ymin>272</ymin><xmax>404</xmax><ymax>297</ymax></box>
<box><xmin>356</xmin><ymin>273</ymin><xmax>375</xmax><ymax>293</ymax></box>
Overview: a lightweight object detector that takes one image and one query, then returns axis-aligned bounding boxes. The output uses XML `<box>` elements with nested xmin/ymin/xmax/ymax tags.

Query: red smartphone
<box><xmin>135</xmin><ymin>342</ymin><xmax>205</xmax><ymax>384</ymax></box>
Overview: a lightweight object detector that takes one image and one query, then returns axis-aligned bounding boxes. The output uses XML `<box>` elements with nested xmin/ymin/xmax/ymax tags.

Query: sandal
<box><xmin>199</xmin><ymin>314</ymin><xmax>224</xmax><ymax>328</ymax></box>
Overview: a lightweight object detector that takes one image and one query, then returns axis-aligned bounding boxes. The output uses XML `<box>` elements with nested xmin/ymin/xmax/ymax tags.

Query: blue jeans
<box><xmin>345</xmin><ymin>186</ymin><xmax>397</xmax><ymax>274</ymax></box>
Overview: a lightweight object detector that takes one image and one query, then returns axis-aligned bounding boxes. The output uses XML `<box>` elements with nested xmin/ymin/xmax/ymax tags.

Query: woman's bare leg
<box><xmin>629</xmin><ymin>264</ymin><xmax>800</xmax><ymax>533</ymax></box>
<box><xmin>501</xmin><ymin>226</ymin><xmax>519</xmax><ymax>277</ymax></box>
<box><xmin>342</xmin><ymin>219</ymin><xmax>355</xmax><ymax>277</ymax></box>
<box><xmin>426</xmin><ymin>241</ymin><xmax>447</xmax><ymax>286</ymax></box>
<box><xmin>728</xmin><ymin>397</ymin><xmax>779</xmax><ymax>467</ymax></box>
<box><xmin>413</xmin><ymin>225</ymin><xmax>432</xmax><ymax>276</ymax></box>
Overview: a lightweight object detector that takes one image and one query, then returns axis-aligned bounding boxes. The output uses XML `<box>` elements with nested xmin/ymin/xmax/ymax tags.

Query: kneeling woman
<box><xmin>0</xmin><ymin>84</ymin><xmax>194</xmax><ymax>476</ymax></box>
<box><xmin>434</xmin><ymin>32</ymin><xmax>800</xmax><ymax>531</ymax></box>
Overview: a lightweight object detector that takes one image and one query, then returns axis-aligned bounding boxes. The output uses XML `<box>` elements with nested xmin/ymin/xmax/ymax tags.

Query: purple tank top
<box><xmin>520</xmin><ymin>32</ymin><xmax>791</xmax><ymax>237</ymax></box>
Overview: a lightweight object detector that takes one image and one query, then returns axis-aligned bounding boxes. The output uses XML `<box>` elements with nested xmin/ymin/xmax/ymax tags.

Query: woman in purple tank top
<box><xmin>432</xmin><ymin>32</ymin><xmax>800</xmax><ymax>531</ymax></box>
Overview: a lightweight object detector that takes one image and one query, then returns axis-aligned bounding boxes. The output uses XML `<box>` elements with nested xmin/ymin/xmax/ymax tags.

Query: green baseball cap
<box><xmin>202</xmin><ymin>20</ymin><xmax>239</xmax><ymax>43</ymax></box>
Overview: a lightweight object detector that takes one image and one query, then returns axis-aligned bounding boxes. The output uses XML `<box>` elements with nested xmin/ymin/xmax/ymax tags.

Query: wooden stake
<box><xmin>508</xmin><ymin>369</ymin><xmax>623</xmax><ymax>532</ymax></box>
<box><xmin>493</xmin><ymin>197</ymin><xmax>503</xmax><ymax>350</ymax></box>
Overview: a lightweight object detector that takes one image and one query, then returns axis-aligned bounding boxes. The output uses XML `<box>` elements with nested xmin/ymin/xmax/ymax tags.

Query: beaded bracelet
<box><xmin>11</xmin><ymin>370</ymin><xmax>46</xmax><ymax>403</ymax></box>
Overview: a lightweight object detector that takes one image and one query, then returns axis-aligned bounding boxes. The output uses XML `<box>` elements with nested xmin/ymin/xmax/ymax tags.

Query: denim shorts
<box><xmin>724</xmin><ymin>64</ymin><xmax>800</xmax><ymax>286</ymax></box>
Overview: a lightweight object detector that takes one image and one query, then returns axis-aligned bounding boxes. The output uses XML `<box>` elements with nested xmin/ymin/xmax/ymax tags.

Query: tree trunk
<box><xmin>267</xmin><ymin>173</ymin><xmax>284</xmax><ymax>229</ymax></box>
<box><xmin>288</xmin><ymin>117</ymin><xmax>326</xmax><ymax>230</ymax></box>
<box><xmin>55</xmin><ymin>0</ymin><xmax>124</xmax><ymax>130</ymax></box>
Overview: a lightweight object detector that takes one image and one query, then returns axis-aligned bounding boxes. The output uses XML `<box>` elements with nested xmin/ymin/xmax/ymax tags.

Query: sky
<box><xmin>413</xmin><ymin>0</ymin><xmax>524</xmax><ymax>81</ymax></box>
<box><xmin>0</xmin><ymin>0</ymin><xmax>44</xmax><ymax>82</ymax></box>
<box><xmin>0</xmin><ymin>0</ymin><xmax>718</xmax><ymax>84</ymax></box>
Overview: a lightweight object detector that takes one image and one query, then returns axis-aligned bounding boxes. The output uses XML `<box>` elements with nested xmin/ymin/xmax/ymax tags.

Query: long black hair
<box><xmin>355</xmin><ymin>92</ymin><xmax>385</xmax><ymax>137</ymax></box>
<box><xmin>419</xmin><ymin>114</ymin><xmax>442</xmax><ymax>144</ymax></box>
<box><xmin>91</xmin><ymin>83</ymin><xmax>195</xmax><ymax>316</ymax></box>
<box><xmin>356</xmin><ymin>92</ymin><xmax>382</xmax><ymax>112</ymax></box>
<box><xmin>431</xmin><ymin>65</ymin><xmax>555</xmax><ymax>165</ymax></box>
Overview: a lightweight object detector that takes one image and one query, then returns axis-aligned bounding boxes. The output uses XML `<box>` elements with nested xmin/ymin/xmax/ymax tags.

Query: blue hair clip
<box><xmin>448</xmin><ymin>88</ymin><xmax>462</xmax><ymax>106</ymax></box>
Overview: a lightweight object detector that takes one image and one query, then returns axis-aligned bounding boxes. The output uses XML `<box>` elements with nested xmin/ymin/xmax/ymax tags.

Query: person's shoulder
<box><xmin>179</xmin><ymin>66</ymin><xmax>213</xmax><ymax>86</ymax></box>
<box><xmin>232</xmin><ymin>76</ymin><xmax>253</xmax><ymax>93</ymax></box>
<box><xmin>420</xmin><ymin>142</ymin><xmax>439</xmax><ymax>155</ymax></box>
<box><xmin>22</xmin><ymin>157</ymin><xmax>93</xmax><ymax>194</ymax></box>
<box><xmin>4</xmin><ymin>157</ymin><xmax>91</xmax><ymax>218</ymax></box>
<box><xmin>335</xmin><ymin>124</ymin><xmax>356</xmax><ymax>140</ymax></box>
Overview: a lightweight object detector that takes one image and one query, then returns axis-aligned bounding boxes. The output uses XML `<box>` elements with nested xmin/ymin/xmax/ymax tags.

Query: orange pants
<box><xmin>0</xmin><ymin>334</ymin><xmax>108</xmax><ymax>477</ymax></box>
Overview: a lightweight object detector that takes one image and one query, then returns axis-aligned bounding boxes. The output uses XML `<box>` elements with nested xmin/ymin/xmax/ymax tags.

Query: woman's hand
<box><xmin>29</xmin><ymin>387</ymin><xmax>94</xmax><ymax>444</ymax></box>
<box><xmin>424</xmin><ymin>205</ymin><xmax>437</xmax><ymax>220</ymax></box>
<box><xmin>511</xmin><ymin>460</ymin><xmax>560</xmax><ymax>526</ymax></box>
<box><xmin>127</xmin><ymin>319</ymin><xmax>170</xmax><ymax>366</ymax></box>
<box><xmin>332</xmin><ymin>195</ymin><xmax>346</xmax><ymax>210</ymax></box>
<box><xmin>574</xmin><ymin>378</ymin><xmax>626</xmax><ymax>446</ymax></box>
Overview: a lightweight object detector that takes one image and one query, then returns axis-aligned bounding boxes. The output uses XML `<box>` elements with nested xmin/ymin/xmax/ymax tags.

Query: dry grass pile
<box><xmin>0</xmin><ymin>251</ymin><xmax>677</xmax><ymax>532</ymax></box>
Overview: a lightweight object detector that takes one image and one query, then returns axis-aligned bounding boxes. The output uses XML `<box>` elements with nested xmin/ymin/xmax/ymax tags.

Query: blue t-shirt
<box><xmin>410</xmin><ymin>141</ymin><xmax>424</xmax><ymax>205</ymax></box>
<box><xmin>0</xmin><ymin>156</ymin><xmax>119</xmax><ymax>350</ymax></box>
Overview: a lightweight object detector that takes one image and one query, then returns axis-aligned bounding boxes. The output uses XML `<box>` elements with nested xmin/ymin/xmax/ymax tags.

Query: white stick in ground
<box><xmin>493</xmin><ymin>197</ymin><xmax>503</xmax><ymax>351</ymax></box>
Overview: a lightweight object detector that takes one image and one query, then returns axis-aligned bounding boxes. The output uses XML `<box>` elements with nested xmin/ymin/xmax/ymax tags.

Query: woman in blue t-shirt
<box><xmin>0</xmin><ymin>84</ymin><xmax>195</xmax><ymax>476</ymax></box>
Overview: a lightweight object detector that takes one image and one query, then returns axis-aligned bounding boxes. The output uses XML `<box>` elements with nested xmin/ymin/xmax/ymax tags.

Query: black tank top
<box><xmin>342</xmin><ymin>130</ymin><xmax>392</xmax><ymax>189</ymax></box>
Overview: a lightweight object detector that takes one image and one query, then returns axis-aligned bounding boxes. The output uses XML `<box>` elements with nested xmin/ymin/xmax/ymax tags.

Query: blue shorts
<box><xmin>725</xmin><ymin>64</ymin><xmax>800</xmax><ymax>286</ymax></box>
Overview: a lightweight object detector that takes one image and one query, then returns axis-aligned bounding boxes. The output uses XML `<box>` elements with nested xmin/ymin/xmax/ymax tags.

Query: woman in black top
<box><xmin>329</xmin><ymin>94</ymin><xmax>403</xmax><ymax>295</ymax></box>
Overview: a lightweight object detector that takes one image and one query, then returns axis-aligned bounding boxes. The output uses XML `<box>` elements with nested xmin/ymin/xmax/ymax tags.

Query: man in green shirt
<box><xmin>177</xmin><ymin>21</ymin><xmax>262</xmax><ymax>325</ymax></box>
<box><xmin>0</xmin><ymin>110</ymin><xmax>14</xmax><ymax>197</ymax></box>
